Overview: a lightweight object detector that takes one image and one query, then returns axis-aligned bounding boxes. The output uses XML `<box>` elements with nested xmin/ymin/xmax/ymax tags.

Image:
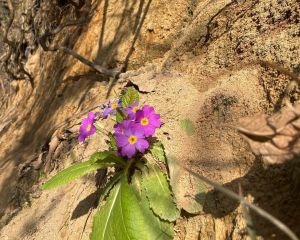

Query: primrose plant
<box><xmin>43</xmin><ymin>87</ymin><xmax>180</xmax><ymax>240</ymax></box>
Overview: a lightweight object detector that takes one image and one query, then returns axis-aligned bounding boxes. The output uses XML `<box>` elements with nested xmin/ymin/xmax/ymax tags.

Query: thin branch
<box><xmin>49</xmin><ymin>16</ymin><xmax>90</xmax><ymax>36</ymax></box>
<box><xmin>80</xmin><ymin>207</ymin><xmax>93</xmax><ymax>240</ymax></box>
<box><xmin>182</xmin><ymin>165</ymin><xmax>299</xmax><ymax>240</ymax></box>
<box><xmin>39</xmin><ymin>41</ymin><xmax>121</xmax><ymax>78</ymax></box>
<box><xmin>38</xmin><ymin>3</ymin><xmax>121</xmax><ymax>78</ymax></box>
<box><xmin>239</xmin><ymin>184</ymin><xmax>257</xmax><ymax>240</ymax></box>
<box><xmin>61</xmin><ymin>46</ymin><xmax>120</xmax><ymax>77</ymax></box>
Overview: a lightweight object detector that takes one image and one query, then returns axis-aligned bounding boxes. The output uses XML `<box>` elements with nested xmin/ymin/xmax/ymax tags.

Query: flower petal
<box><xmin>102</xmin><ymin>108</ymin><xmax>110</xmax><ymax>119</ymax></box>
<box><xmin>150</xmin><ymin>116</ymin><xmax>161</xmax><ymax>127</ymax></box>
<box><xmin>143</xmin><ymin>105</ymin><xmax>154</xmax><ymax>115</ymax></box>
<box><xmin>78</xmin><ymin>135</ymin><xmax>86</xmax><ymax>142</ymax></box>
<box><xmin>144</xmin><ymin>125</ymin><xmax>156</xmax><ymax>137</ymax></box>
<box><xmin>136</xmin><ymin>139</ymin><xmax>149</xmax><ymax>153</ymax></box>
<box><xmin>132</xmin><ymin>125</ymin><xmax>145</xmax><ymax>138</ymax></box>
<box><xmin>115</xmin><ymin>134</ymin><xmax>129</xmax><ymax>147</ymax></box>
<box><xmin>121</xmin><ymin>144</ymin><xmax>136</xmax><ymax>158</ymax></box>
<box><xmin>87</xmin><ymin>112</ymin><xmax>96</xmax><ymax>120</ymax></box>
<box><xmin>89</xmin><ymin>126</ymin><xmax>96</xmax><ymax>135</ymax></box>
<box><xmin>81</xmin><ymin>118</ymin><xmax>89</xmax><ymax>125</ymax></box>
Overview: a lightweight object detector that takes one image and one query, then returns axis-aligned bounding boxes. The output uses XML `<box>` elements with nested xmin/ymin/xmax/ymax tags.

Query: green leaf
<box><xmin>115</xmin><ymin>109</ymin><xmax>125</xmax><ymax>123</ymax></box>
<box><xmin>120</xmin><ymin>87</ymin><xmax>139</xmax><ymax>108</ymax></box>
<box><xmin>90</xmin><ymin>151</ymin><xmax>126</xmax><ymax>166</ymax></box>
<box><xmin>142</xmin><ymin>163</ymin><xmax>180</xmax><ymax>222</ymax></box>
<box><xmin>42</xmin><ymin>160</ymin><xmax>102</xmax><ymax>190</ymax></box>
<box><xmin>108</xmin><ymin>132</ymin><xmax>117</xmax><ymax>151</ymax></box>
<box><xmin>180</xmin><ymin>119</ymin><xmax>196</xmax><ymax>136</ymax></box>
<box><xmin>43</xmin><ymin>152</ymin><xmax>124</xmax><ymax>190</ymax></box>
<box><xmin>89</xmin><ymin>151</ymin><xmax>112</xmax><ymax>163</ymax></box>
<box><xmin>91</xmin><ymin>177</ymin><xmax>174</xmax><ymax>240</ymax></box>
<box><xmin>150</xmin><ymin>141</ymin><xmax>166</xmax><ymax>163</ymax></box>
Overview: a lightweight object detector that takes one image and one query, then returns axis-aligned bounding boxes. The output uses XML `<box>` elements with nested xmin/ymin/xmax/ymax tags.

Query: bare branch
<box><xmin>38</xmin><ymin>2</ymin><xmax>121</xmax><ymax>78</ymax></box>
<box><xmin>239</xmin><ymin>184</ymin><xmax>257</xmax><ymax>240</ymax></box>
<box><xmin>39</xmin><ymin>40</ymin><xmax>121</xmax><ymax>78</ymax></box>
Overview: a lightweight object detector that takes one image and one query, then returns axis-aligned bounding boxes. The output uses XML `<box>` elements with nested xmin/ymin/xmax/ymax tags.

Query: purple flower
<box><xmin>135</xmin><ymin>105</ymin><xmax>161</xmax><ymax>137</ymax></box>
<box><xmin>78</xmin><ymin>112</ymin><xmax>98</xmax><ymax>142</ymax></box>
<box><xmin>114</xmin><ymin>120</ymin><xmax>132</xmax><ymax>135</ymax></box>
<box><xmin>102</xmin><ymin>100</ymin><xmax>121</xmax><ymax>119</ymax></box>
<box><xmin>124</xmin><ymin>102</ymin><xmax>139</xmax><ymax>120</ymax></box>
<box><xmin>115</xmin><ymin>122</ymin><xmax>149</xmax><ymax>158</ymax></box>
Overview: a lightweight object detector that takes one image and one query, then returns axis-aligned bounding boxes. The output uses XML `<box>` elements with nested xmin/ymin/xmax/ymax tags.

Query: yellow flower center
<box><xmin>111</xmin><ymin>103</ymin><xmax>118</xmax><ymax>109</ymax></box>
<box><xmin>128</xmin><ymin>135</ymin><xmax>137</xmax><ymax>144</ymax></box>
<box><xmin>86</xmin><ymin>124</ymin><xmax>92</xmax><ymax>131</ymax></box>
<box><xmin>141</xmin><ymin>117</ymin><xmax>149</xmax><ymax>126</ymax></box>
<box><xmin>132</xmin><ymin>106</ymin><xmax>139</xmax><ymax>113</ymax></box>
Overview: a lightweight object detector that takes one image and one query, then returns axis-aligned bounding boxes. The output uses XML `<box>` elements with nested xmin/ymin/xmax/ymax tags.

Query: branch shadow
<box><xmin>93</xmin><ymin>0</ymin><xmax>153</xmax><ymax>97</ymax></box>
<box><xmin>71</xmin><ymin>169</ymin><xmax>107</xmax><ymax>220</ymax></box>
<box><xmin>71</xmin><ymin>189</ymin><xmax>100</xmax><ymax>220</ymax></box>
<box><xmin>201</xmin><ymin>157</ymin><xmax>300</xmax><ymax>239</ymax></box>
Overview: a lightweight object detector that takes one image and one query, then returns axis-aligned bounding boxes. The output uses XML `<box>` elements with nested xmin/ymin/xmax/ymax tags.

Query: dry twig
<box><xmin>38</xmin><ymin>1</ymin><xmax>121</xmax><ymax>79</ymax></box>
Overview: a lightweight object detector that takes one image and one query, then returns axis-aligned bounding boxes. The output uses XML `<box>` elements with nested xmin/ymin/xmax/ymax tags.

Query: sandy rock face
<box><xmin>0</xmin><ymin>0</ymin><xmax>299</xmax><ymax>239</ymax></box>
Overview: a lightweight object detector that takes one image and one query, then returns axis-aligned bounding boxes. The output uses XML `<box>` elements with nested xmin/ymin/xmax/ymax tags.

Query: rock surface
<box><xmin>0</xmin><ymin>0</ymin><xmax>299</xmax><ymax>239</ymax></box>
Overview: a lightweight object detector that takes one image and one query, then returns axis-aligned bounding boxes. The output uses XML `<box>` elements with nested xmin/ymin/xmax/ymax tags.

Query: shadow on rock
<box><xmin>202</xmin><ymin>157</ymin><xmax>300</xmax><ymax>239</ymax></box>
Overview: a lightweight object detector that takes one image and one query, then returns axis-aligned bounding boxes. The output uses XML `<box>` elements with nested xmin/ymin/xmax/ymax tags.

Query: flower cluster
<box><xmin>78</xmin><ymin>99</ymin><xmax>161</xmax><ymax>159</ymax></box>
<box><xmin>102</xmin><ymin>100</ymin><xmax>121</xmax><ymax>119</ymax></box>
<box><xmin>114</xmin><ymin>104</ymin><xmax>161</xmax><ymax>158</ymax></box>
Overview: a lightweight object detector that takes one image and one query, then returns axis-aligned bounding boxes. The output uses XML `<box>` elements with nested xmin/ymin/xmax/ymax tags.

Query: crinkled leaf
<box><xmin>115</xmin><ymin>108</ymin><xmax>127</xmax><ymax>123</ymax></box>
<box><xmin>167</xmin><ymin>154</ymin><xmax>206</xmax><ymax>214</ymax></box>
<box><xmin>115</xmin><ymin>110</ymin><xmax>124</xmax><ymax>123</ymax></box>
<box><xmin>90</xmin><ymin>151</ymin><xmax>126</xmax><ymax>166</ymax></box>
<box><xmin>180</xmin><ymin>119</ymin><xmax>196</xmax><ymax>136</ymax></box>
<box><xmin>108</xmin><ymin>132</ymin><xmax>117</xmax><ymax>151</ymax></box>
<box><xmin>150</xmin><ymin>141</ymin><xmax>166</xmax><ymax>163</ymax></box>
<box><xmin>91</xmin><ymin>177</ymin><xmax>174</xmax><ymax>240</ymax></box>
<box><xmin>142</xmin><ymin>163</ymin><xmax>179</xmax><ymax>221</ymax></box>
<box><xmin>121</xmin><ymin>87</ymin><xmax>140</xmax><ymax>108</ymax></box>
<box><xmin>43</xmin><ymin>152</ymin><xmax>124</xmax><ymax>190</ymax></box>
<box><xmin>89</xmin><ymin>151</ymin><xmax>114</xmax><ymax>163</ymax></box>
